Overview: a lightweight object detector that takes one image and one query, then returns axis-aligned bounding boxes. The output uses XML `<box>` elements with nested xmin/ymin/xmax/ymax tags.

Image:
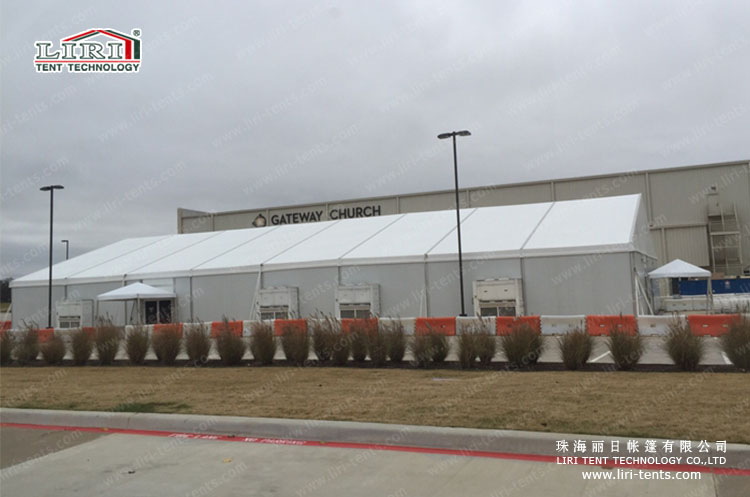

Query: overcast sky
<box><xmin>1</xmin><ymin>0</ymin><xmax>749</xmax><ymax>278</ymax></box>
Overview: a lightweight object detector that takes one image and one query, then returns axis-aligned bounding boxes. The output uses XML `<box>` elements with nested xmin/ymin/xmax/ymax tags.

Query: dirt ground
<box><xmin>1</xmin><ymin>366</ymin><xmax>747</xmax><ymax>443</ymax></box>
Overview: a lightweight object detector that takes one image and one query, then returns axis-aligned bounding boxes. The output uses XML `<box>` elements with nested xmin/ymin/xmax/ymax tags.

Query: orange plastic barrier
<box><xmin>496</xmin><ymin>316</ymin><xmax>541</xmax><ymax>336</ymax></box>
<box><xmin>274</xmin><ymin>319</ymin><xmax>307</xmax><ymax>337</ymax></box>
<box><xmin>0</xmin><ymin>321</ymin><xmax>11</xmax><ymax>332</ymax></box>
<box><xmin>38</xmin><ymin>328</ymin><xmax>55</xmax><ymax>342</ymax></box>
<box><xmin>585</xmin><ymin>315</ymin><xmax>637</xmax><ymax>336</ymax></box>
<box><xmin>82</xmin><ymin>326</ymin><xmax>96</xmax><ymax>338</ymax></box>
<box><xmin>687</xmin><ymin>314</ymin><xmax>738</xmax><ymax>337</ymax></box>
<box><xmin>153</xmin><ymin>323</ymin><xmax>183</xmax><ymax>337</ymax></box>
<box><xmin>210</xmin><ymin>320</ymin><xmax>243</xmax><ymax>338</ymax></box>
<box><xmin>341</xmin><ymin>318</ymin><xmax>379</xmax><ymax>334</ymax></box>
<box><xmin>415</xmin><ymin>317</ymin><xmax>456</xmax><ymax>336</ymax></box>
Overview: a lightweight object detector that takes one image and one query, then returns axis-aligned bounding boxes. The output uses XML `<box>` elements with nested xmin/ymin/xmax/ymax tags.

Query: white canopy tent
<box><xmin>648</xmin><ymin>259</ymin><xmax>712</xmax><ymax>312</ymax></box>
<box><xmin>96</xmin><ymin>282</ymin><xmax>176</xmax><ymax>324</ymax></box>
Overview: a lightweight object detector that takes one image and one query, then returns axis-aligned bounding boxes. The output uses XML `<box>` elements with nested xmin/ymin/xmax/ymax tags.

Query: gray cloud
<box><xmin>1</xmin><ymin>0</ymin><xmax>749</xmax><ymax>278</ymax></box>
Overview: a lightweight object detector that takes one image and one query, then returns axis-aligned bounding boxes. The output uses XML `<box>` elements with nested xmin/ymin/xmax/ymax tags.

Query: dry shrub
<box><xmin>95</xmin><ymin>318</ymin><xmax>122</xmax><ymax>365</ymax></box>
<box><xmin>607</xmin><ymin>326</ymin><xmax>643</xmax><ymax>371</ymax></box>
<box><xmin>558</xmin><ymin>328</ymin><xmax>593</xmax><ymax>370</ymax></box>
<box><xmin>348</xmin><ymin>321</ymin><xmax>372</xmax><ymax>362</ymax></box>
<box><xmin>722</xmin><ymin>314</ymin><xmax>750</xmax><ymax>370</ymax></box>
<box><xmin>664</xmin><ymin>318</ymin><xmax>704</xmax><ymax>371</ymax></box>
<box><xmin>429</xmin><ymin>329</ymin><xmax>450</xmax><ymax>364</ymax></box>
<box><xmin>71</xmin><ymin>328</ymin><xmax>93</xmax><ymax>365</ymax></box>
<box><xmin>185</xmin><ymin>322</ymin><xmax>211</xmax><ymax>365</ymax></box>
<box><xmin>382</xmin><ymin>320</ymin><xmax>406</xmax><ymax>363</ymax></box>
<box><xmin>501</xmin><ymin>322</ymin><xmax>544</xmax><ymax>368</ymax></box>
<box><xmin>331</xmin><ymin>327</ymin><xmax>350</xmax><ymax>367</ymax></box>
<box><xmin>250</xmin><ymin>321</ymin><xmax>276</xmax><ymax>365</ymax></box>
<box><xmin>366</xmin><ymin>324</ymin><xmax>387</xmax><ymax>367</ymax></box>
<box><xmin>458</xmin><ymin>324</ymin><xmax>478</xmax><ymax>369</ymax></box>
<box><xmin>411</xmin><ymin>333</ymin><xmax>431</xmax><ymax>368</ymax></box>
<box><xmin>474</xmin><ymin>323</ymin><xmax>497</xmax><ymax>367</ymax></box>
<box><xmin>0</xmin><ymin>331</ymin><xmax>14</xmax><ymax>365</ymax></box>
<box><xmin>125</xmin><ymin>324</ymin><xmax>150</xmax><ymax>365</ymax></box>
<box><xmin>40</xmin><ymin>332</ymin><xmax>66</xmax><ymax>365</ymax></box>
<box><xmin>14</xmin><ymin>324</ymin><xmax>40</xmax><ymax>365</ymax></box>
<box><xmin>153</xmin><ymin>325</ymin><xmax>182</xmax><ymax>365</ymax></box>
<box><xmin>310</xmin><ymin>315</ymin><xmax>337</xmax><ymax>362</ymax></box>
<box><xmin>281</xmin><ymin>324</ymin><xmax>309</xmax><ymax>366</ymax></box>
<box><xmin>216</xmin><ymin>317</ymin><xmax>246</xmax><ymax>366</ymax></box>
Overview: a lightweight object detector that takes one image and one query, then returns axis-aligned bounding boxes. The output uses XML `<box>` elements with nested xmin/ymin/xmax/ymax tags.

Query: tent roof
<box><xmin>97</xmin><ymin>282</ymin><xmax>176</xmax><ymax>301</ymax></box>
<box><xmin>12</xmin><ymin>194</ymin><xmax>654</xmax><ymax>287</ymax></box>
<box><xmin>648</xmin><ymin>259</ymin><xmax>711</xmax><ymax>279</ymax></box>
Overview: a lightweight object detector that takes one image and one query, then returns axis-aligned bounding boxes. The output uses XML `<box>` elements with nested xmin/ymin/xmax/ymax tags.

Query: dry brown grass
<box><xmin>0</xmin><ymin>367</ymin><xmax>747</xmax><ymax>443</ymax></box>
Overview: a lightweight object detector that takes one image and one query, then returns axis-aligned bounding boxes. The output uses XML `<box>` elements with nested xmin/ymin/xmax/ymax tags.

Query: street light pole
<box><xmin>61</xmin><ymin>239</ymin><xmax>69</xmax><ymax>260</ymax></box>
<box><xmin>437</xmin><ymin>130</ymin><xmax>471</xmax><ymax>316</ymax></box>
<box><xmin>40</xmin><ymin>185</ymin><xmax>64</xmax><ymax>328</ymax></box>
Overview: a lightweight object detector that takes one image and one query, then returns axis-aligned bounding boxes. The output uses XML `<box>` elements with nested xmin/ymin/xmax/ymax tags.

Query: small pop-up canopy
<box><xmin>97</xmin><ymin>283</ymin><xmax>176</xmax><ymax>324</ymax></box>
<box><xmin>649</xmin><ymin>259</ymin><xmax>712</xmax><ymax>312</ymax></box>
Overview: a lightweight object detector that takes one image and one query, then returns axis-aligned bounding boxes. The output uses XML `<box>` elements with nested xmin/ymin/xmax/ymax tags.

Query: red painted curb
<box><xmin>2</xmin><ymin>422</ymin><xmax>747</xmax><ymax>476</ymax></box>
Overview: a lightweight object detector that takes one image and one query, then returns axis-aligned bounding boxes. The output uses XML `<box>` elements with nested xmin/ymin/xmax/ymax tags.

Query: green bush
<box><xmin>250</xmin><ymin>321</ymin><xmax>276</xmax><ymax>365</ymax></box>
<box><xmin>721</xmin><ymin>314</ymin><xmax>750</xmax><ymax>370</ymax></box>
<box><xmin>348</xmin><ymin>321</ymin><xmax>371</xmax><ymax>363</ymax></box>
<box><xmin>40</xmin><ymin>332</ymin><xmax>66</xmax><ymax>365</ymax></box>
<box><xmin>216</xmin><ymin>318</ymin><xmax>246</xmax><ymax>366</ymax></box>
<box><xmin>558</xmin><ymin>328</ymin><xmax>593</xmax><ymax>370</ymax></box>
<box><xmin>607</xmin><ymin>326</ymin><xmax>643</xmax><ymax>371</ymax></box>
<box><xmin>0</xmin><ymin>331</ymin><xmax>14</xmax><ymax>365</ymax></box>
<box><xmin>501</xmin><ymin>322</ymin><xmax>544</xmax><ymax>368</ymax></box>
<box><xmin>125</xmin><ymin>324</ymin><xmax>150</xmax><ymax>365</ymax></box>
<box><xmin>71</xmin><ymin>328</ymin><xmax>93</xmax><ymax>365</ymax></box>
<box><xmin>185</xmin><ymin>322</ymin><xmax>211</xmax><ymax>365</ymax></box>
<box><xmin>95</xmin><ymin>318</ymin><xmax>122</xmax><ymax>365</ymax></box>
<box><xmin>152</xmin><ymin>325</ymin><xmax>182</xmax><ymax>365</ymax></box>
<box><xmin>310</xmin><ymin>316</ymin><xmax>336</xmax><ymax>362</ymax></box>
<box><xmin>281</xmin><ymin>325</ymin><xmax>309</xmax><ymax>366</ymax></box>
<box><xmin>382</xmin><ymin>320</ymin><xmax>406</xmax><ymax>363</ymax></box>
<box><xmin>14</xmin><ymin>324</ymin><xmax>40</xmax><ymax>365</ymax></box>
<box><xmin>366</xmin><ymin>324</ymin><xmax>387</xmax><ymax>367</ymax></box>
<box><xmin>664</xmin><ymin>318</ymin><xmax>704</xmax><ymax>371</ymax></box>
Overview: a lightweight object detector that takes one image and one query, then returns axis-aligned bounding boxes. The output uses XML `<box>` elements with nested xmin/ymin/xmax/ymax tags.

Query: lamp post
<box><xmin>437</xmin><ymin>130</ymin><xmax>471</xmax><ymax>316</ymax></box>
<box><xmin>40</xmin><ymin>185</ymin><xmax>64</xmax><ymax>328</ymax></box>
<box><xmin>61</xmin><ymin>239</ymin><xmax>69</xmax><ymax>260</ymax></box>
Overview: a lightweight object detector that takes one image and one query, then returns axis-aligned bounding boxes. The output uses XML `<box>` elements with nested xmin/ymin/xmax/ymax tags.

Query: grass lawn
<box><xmin>1</xmin><ymin>367</ymin><xmax>748</xmax><ymax>443</ymax></box>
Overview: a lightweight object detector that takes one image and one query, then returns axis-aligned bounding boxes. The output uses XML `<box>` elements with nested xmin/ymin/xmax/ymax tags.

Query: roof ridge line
<box><xmin>337</xmin><ymin>213</ymin><xmax>408</xmax><ymax>262</ymax></box>
<box><xmin>191</xmin><ymin>226</ymin><xmax>281</xmax><ymax>270</ymax></box>
<box><xmin>519</xmin><ymin>201</ymin><xmax>556</xmax><ymax>256</ymax></box>
<box><xmin>425</xmin><ymin>208</ymin><xmax>478</xmax><ymax>256</ymax></box>
<box><xmin>261</xmin><ymin>220</ymin><xmax>341</xmax><ymax>265</ymax></box>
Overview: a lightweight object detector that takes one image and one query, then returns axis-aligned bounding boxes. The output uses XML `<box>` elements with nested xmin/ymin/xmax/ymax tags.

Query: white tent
<box><xmin>97</xmin><ymin>283</ymin><xmax>175</xmax><ymax>324</ymax></box>
<box><xmin>649</xmin><ymin>259</ymin><xmax>712</xmax><ymax>312</ymax></box>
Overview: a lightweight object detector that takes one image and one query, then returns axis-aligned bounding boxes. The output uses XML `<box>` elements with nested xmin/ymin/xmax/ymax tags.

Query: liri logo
<box><xmin>35</xmin><ymin>28</ymin><xmax>141</xmax><ymax>73</ymax></box>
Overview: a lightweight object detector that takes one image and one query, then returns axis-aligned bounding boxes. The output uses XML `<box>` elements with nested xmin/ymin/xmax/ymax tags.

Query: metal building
<box><xmin>11</xmin><ymin>194</ymin><xmax>655</xmax><ymax>328</ymax></box>
<box><xmin>178</xmin><ymin>160</ymin><xmax>750</xmax><ymax>276</ymax></box>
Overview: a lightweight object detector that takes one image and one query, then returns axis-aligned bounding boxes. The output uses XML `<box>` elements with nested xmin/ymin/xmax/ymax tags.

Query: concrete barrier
<box><xmin>540</xmin><ymin>315</ymin><xmax>585</xmax><ymax>335</ymax></box>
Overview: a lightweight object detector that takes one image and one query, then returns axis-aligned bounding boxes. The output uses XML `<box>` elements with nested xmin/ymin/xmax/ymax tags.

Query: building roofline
<box><xmin>179</xmin><ymin>158</ymin><xmax>749</xmax><ymax>218</ymax></box>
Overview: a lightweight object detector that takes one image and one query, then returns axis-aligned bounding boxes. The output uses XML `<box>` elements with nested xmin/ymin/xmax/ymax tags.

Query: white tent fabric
<box><xmin>11</xmin><ymin>194</ymin><xmax>653</xmax><ymax>287</ymax></box>
<box><xmin>648</xmin><ymin>259</ymin><xmax>711</xmax><ymax>279</ymax></box>
<box><xmin>97</xmin><ymin>282</ymin><xmax>176</xmax><ymax>301</ymax></box>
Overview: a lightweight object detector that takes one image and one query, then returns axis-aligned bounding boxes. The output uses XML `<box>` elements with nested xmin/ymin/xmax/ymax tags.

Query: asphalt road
<box><xmin>1</xmin><ymin>424</ymin><xmax>747</xmax><ymax>497</ymax></box>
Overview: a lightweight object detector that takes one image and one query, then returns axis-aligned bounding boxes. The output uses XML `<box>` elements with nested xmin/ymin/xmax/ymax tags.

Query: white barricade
<box><xmin>637</xmin><ymin>315</ymin><xmax>683</xmax><ymax>336</ymax></box>
<box><xmin>541</xmin><ymin>315</ymin><xmax>586</xmax><ymax>335</ymax></box>
<box><xmin>379</xmin><ymin>317</ymin><xmax>415</xmax><ymax>335</ymax></box>
<box><xmin>455</xmin><ymin>316</ymin><xmax>495</xmax><ymax>334</ymax></box>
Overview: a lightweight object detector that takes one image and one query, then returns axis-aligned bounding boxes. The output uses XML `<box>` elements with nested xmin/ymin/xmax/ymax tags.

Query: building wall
<box><xmin>191</xmin><ymin>273</ymin><xmax>257</xmax><ymax>322</ymax></box>
<box><xmin>11</xmin><ymin>285</ymin><xmax>66</xmax><ymax>329</ymax></box>
<box><xmin>179</xmin><ymin>160</ymin><xmax>750</xmax><ymax>273</ymax></box>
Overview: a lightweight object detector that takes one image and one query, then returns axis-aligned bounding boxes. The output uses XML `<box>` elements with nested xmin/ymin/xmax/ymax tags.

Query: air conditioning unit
<box><xmin>56</xmin><ymin>300</ymin><xmax>94</xmax><ymax>329</ymax></box>
<box><xmin>336</xmin><ymin>284</ymin><xmax>379</xmax><ymax>319</ymax></box>
<box><xmin>473</xmin><ymin>279</ymin><xmax>523</xmax><ymax>317</ymax></box>
<box><xmin>258</xmin><ymin>287</ymin><xmax>298</xmax><ymax>320</ymax></box>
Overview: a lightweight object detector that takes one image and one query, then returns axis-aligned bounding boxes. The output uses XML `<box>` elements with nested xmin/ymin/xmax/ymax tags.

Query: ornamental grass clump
<box><xmin>40</xmin><ymin>332</ymin><xmax>66</xmax><ymax>365</ymax></box>
<box><xmin>382</xmin><ymin>320</ymin><xmax>406</xmax><ymax>363</ymax></box>
<box><xmin>281</xmin><ymin>324</ymin><xmax>309</xmax><ymax>366</ymax></box>
<box><xmin>607</xmin><ymin>326</ymin><xmax>643</xmax><ymax>371</ymax></box>
<box><xmin>216</xmin><ymin>317</ymin><xmax>246</xmax><ymax>366</ymax></box>
<box><xmin>14</xmin><ymin>323</ymin><xmax>40</xmax><ymax>365</ymax></box>
<box><xmin>152</xmin><ymin>324</ymin><xmax>182</xmax><ymax>365</ymax></box>
<box><xmin>125</xmin><ymin>324</ymin><xmax>150</xmax><ymax>365</ymax></box>
<box><xmin>95</xmin><ymin>318</ymin><xmax>122</xmax><ymax>365</ymax></box>
<box><xmin>558</xmin><ymin>328</ymin><xmax>593</xmax><ymax>370</ymax></box>
<box><xmin>310</xmin><ymin>315</ymin><xmax>336</xmax><ymax>362</ymax></box>
<box><xmin>185</xmin><ymin>321</ymin><xmax>211</xmax><ymax>365</ymax></box>
<box><xmin>0</xmin><ymin>331</ymin><xmax>14</xmax><ymax>365</ymax></box>
<box><xmin>348</xmin><ymin>321</ymin><xmax>371</xmax><ymax>363</ymax></box>
<box><xmin>721</xmin><ymin>313</ymin><xmax>750</xmax><ymax>370</ymax></box>
<box><xmin>70</xmin><ymin>328</ymin><xmax>93</xmax><ymax>365</ymax></box>
<box><xmin>366</xmin><ymin>323</ymin><xmax>388</xmax><ymax>367</ymax></box>
<box><xmin>664</xmin><ymin>318</ymin><xmax>704</xmax><ymax>371</ymax></box>
<box><xmin>250</xmin><ymin>321</ymin><xmax>276</xmax><ymax>365</ymax></box>
<box><xmin>501</xmin><ymin>322</ymin><xmax>544</xmax><ymax>368</ymax></box>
